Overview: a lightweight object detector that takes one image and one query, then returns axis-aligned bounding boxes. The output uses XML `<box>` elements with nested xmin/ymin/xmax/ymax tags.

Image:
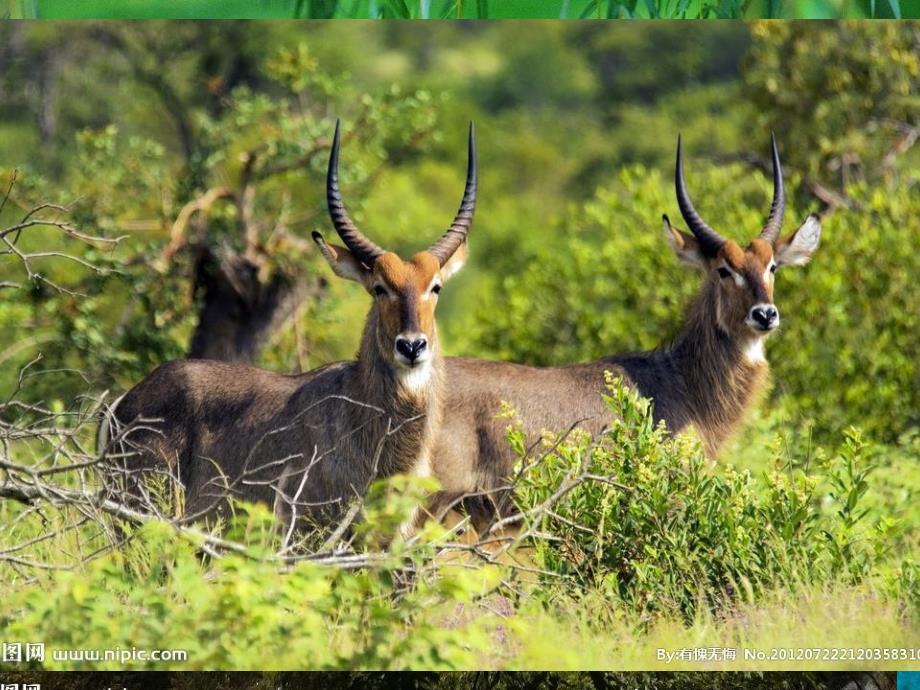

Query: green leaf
<box><xmin>579</xmin><ymin>0</ymin><xmax>600</xmax><ymax>17</ymax></box>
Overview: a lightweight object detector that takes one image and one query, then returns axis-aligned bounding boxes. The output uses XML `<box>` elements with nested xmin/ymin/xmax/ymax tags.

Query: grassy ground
<box><xmin>499</xmin><ymin>583</ymin><xmax>918</xmax><ymax>670</ymax></box>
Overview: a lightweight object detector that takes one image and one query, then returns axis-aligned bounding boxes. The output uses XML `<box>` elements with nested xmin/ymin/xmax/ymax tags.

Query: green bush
<box><xmin>0</xmin><ymin>511</ymin><xmax>501</xmax><ymax>671</ymax></box>
<box><xmin>0</xmin><ymin>388</ymin><xmax>914</xmax><ymax>671</ymax></box>
<box><xmin>515</xmin><ymin>378</ymin><xmax>894</xmax><ymax>620</ymax></box>
<box><xmin>743</xmin><ymin>22</ymin><xmax>920</xmax><ymax>181</ymax></box>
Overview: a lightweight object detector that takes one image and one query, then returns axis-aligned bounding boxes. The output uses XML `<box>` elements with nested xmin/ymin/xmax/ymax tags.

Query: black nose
<box><xmin>750</xmin><ymin>305</ymin><xmax>779</xmax><ymax>329</ymax></box>
<box><xmin>395</xmin><ymin>337</ymin><xmax>427</xmax><ymax>361</ymax></box>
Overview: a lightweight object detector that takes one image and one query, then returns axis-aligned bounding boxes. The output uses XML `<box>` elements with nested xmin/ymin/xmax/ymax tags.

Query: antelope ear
<box><xmin>312</xmin><ymin>231</ymin><xmax>370</xmax><ymax>285</ymax></box>
<box><xmin>663</xmin><ymin>215</ymin><xmax>707</xmax><ymax>269</ymax></box>
<box><xmin>439</xmin><ymin>240</ymin><xmax>468</xmax><ymax>282</ymax></box>
<box><xmin>775</xmin><ymin>214</ymin><xmax>821</xmax><ymax>267</ymax></box>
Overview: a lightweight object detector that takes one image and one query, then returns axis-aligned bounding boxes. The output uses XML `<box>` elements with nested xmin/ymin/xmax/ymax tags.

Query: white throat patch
<box><xmin>743</xmin><ymin>338</ymin><xmax>766</xmax><ymax>365</ymax></box>
<box><xmin>397</xmin><ymin>360</ymin><xmax>433</xmax><ymax>394</ymax></box>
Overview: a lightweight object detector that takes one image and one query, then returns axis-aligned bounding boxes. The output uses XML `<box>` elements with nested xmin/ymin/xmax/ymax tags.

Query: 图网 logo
<box><xmin>1</xmin><ymin>642</ymin><xmax>45</xmax><ymax>664</ymax></box>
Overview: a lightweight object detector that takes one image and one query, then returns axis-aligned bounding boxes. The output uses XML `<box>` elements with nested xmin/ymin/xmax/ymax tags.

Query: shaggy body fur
<box><xmin>109</xmin><ymin>309</ymin><xmax>443</xmax><ymax>530</ymax></box>
<box><xmin>431</xmin><ymin>280</ymin><xmax>768</xmax><ymax>529</ymax></box>
<box><xmin>103</xmin><ymin>120</ymin><xmax>476</xmax><ymax>535</ymax></box>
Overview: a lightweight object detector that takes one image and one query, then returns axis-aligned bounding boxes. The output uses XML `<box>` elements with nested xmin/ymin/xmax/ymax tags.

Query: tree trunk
<box><xmin>187</xmin><ymin>245</ymin><xmax>324</xmax><ymax>365</ymax></box>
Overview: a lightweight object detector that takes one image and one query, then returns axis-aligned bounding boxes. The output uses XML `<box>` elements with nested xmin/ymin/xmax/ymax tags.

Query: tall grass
<box><xmin>506</xmin><ymin>583</ymin><xmax>918</xmax><ymax>670</ymax></box>
<box><xmin>4</xmin><ymin>0</ymin><xmax>911</xmax><ymax>18</ymax></box>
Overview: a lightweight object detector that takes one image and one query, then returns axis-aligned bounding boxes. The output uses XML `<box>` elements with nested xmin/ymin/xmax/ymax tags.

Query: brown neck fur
<box><xmin>666</xmin><ymin>281</ymin><xmax>768</xmax><ymax>456</ymax></box>
<box><xmin>351</xmin><ymin>305</ymin><xmax>443</xmax><ymax>478</ymax></box>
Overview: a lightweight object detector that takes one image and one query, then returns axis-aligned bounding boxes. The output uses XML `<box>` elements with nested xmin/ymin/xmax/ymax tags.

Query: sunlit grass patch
<box><xmin>503</xmin><ymin>582</ymin><xmax>919</xmax><ymax>670</ymax></box>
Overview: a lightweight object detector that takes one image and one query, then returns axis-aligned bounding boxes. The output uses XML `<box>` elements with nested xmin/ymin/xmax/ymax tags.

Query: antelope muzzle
<box><xmin>747</xmin><ymin>303</ymin><xmax>779</xmax><ymax>332</ymax></box>
<box><xmin>394</xmin><ymin>334</ymin><xmax>429</xmax><ymax>367</ymax></box>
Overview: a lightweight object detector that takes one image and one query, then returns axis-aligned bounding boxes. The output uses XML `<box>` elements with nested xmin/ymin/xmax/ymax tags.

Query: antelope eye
<box><xmin>373</xmin><ymin>285</ymin><xmax>387</xmax><ymax>297</ymax></box>
<box><xmin>770</xmin><ymin>264</ymin><xmax>777</xmax><ymax>274</ymax></box>
<box><xmin>431</xmin><ymin>284</ymin><xmax>442</xmax><ymax>295</ymax></box>
<box><xmin>717</xmin><ymin>267</ymin><xmax>732</xmax><ymax>279</ymax></box>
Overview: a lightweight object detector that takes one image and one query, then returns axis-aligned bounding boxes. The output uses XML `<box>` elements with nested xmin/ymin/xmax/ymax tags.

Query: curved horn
<box><xmin>326</xmin><ymin>119</ymin><xmax>385</xmax><ymax>266</ymax></box>
<box><xmin>675</xmin><ymin>134</ymin><xmax>726</xmax><ymax>258</ymax></box>
<box><xmin>759</xmin><ymin>132</ymin><xmax>785</xmax><ymax>245</ymax></box>
<box><xmin>429</xmin><ymin>122</ymin><xmax>477</xmax><ymax>266</ymax></box>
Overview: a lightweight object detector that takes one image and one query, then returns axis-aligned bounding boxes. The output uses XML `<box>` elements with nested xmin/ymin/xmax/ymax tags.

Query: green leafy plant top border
<box><xmin>1</xmin><ymin>0</ymin><xmax>912</xmax><ymax>20</ymax></box>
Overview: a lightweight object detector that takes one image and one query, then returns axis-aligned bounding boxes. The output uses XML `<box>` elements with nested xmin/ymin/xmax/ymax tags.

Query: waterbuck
<box><xmin>102</xmin><ymin>121</ymin><xmax>477</xmax><ymax>537</ymax></box>
<box><xmin>430</xmin><ymin>135</ymin><xmax>822</xmax><ymax>532</ymax></box>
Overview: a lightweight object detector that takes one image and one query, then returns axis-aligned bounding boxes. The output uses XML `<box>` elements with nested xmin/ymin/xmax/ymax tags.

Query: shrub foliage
<box><xmin>515</xmin><ymin>378</ymin><xmax>895</xmax><ymax>620</ymax></box>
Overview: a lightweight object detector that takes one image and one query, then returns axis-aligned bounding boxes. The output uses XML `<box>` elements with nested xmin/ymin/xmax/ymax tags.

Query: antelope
<box><xmin>428</xmin><ymin>135</ymin><xmax>822</xmax><ymax>534</ymax></box>
<box><xmin>101</xmin><ymin>121</ymin><xmax>477</xmax><ymax>537</ymax></box>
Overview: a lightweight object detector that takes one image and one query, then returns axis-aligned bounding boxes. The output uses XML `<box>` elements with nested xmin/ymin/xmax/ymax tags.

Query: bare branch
<box><xmin>162</xmin><ymin>186</ymin><xmax>234</xmax><ymax>261</ymax></box>
<box><xmin>0</xmin><ymin>176</ymin><xmax>122</xmax><ymax>296</ymax></box>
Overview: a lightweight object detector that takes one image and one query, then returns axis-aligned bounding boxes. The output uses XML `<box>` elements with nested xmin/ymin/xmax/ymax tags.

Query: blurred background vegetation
<box><xmin>0</xmin><ymin>21</ymin><xmax>918</xmax><ymax>667</ymax></box>
<box><xmin>0</xmin><ymin>0</ymin><xmax>915</xmax><ymax>18</ymax></box>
